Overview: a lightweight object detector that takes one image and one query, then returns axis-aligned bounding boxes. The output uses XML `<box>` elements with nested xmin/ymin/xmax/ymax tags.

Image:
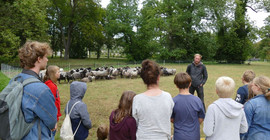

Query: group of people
<box><xmin>11</xmin><ymin>41</ymin><xmax>270</xmax><ymax>140</ymax></box>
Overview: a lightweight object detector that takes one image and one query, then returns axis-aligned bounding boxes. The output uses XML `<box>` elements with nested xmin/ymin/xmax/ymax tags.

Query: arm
<box><xmin>241</xmin><ymin>101</ymin><xmax>254</xmax><ymax>139</ymax></box>
<box><xmin>203</xmin><ymin>105</ymin><xmax>215</xmax><ymax>137</ymax></box>
<box><xmin>240</xmin><ymin>110</ymin><xmax>248</xmax><ymax>133</ymax></box>
<box><xmin>79</xmin><ymin>103</ymin><xmax>92</xmax><ymax>129</ymax></box>
<box><xmin>132</xmin><ymin>97</ymin><xmax>139</xmax><ymax>126</ymax></box>
<box><xmin>199</xmin><ymin>118</ymin><xmax>204</xmax><ymax>124</ymax></box>
<box><xmin>129</xmin><ymin>118</ymin><xmax>137</xmax><ymax>140</ymax></box>
<box><xmin>235</xmin><ymin>87</ymin><xmax>245</xmax><ymax>104</ymax></box>
<box><xmin>33</xmin><ymin>88</ymin><xmax>57</xmax><ymax>129</ymax></box>
<box><xmin>202</xmin><ymin>65</ymin><xmax>208</xmax><ymax>85</ymax></box>
<box><xmin>186</xmin><ymin>65</ymin><xmax>191</xmax><ymax>75</ymax></box>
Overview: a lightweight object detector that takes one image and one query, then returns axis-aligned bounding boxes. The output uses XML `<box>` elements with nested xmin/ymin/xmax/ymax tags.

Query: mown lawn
<box><xmin>0</xmin><ymin>71</ymin><xmax>10</xmax><ymax>91</ymax></box>
<box><xmin>1</xmin><ymin>60</ymin><xmax>270</xmax><ymax>140</ymax></box>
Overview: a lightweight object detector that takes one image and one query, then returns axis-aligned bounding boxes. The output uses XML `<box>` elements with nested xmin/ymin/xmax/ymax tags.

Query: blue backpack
<box><xmin>0</xmin><ymin>76</ymin><xmax>41</xmax><ymax>140</ymax></box>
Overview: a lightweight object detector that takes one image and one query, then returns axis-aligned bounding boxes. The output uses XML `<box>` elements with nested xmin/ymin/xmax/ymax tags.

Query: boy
<box><xmin>235</xmin><ymin>70</ymin><xmax>256</xmax><ymax>104</ymax></box>
<box><xmin>171</xmin><ymin>72</ymin><xmax>205</xmax><ymax>140</ymax></box>
<box><xmin>203</xmin><ymin>76</ymin><xmax>248</xmax><ymax>140</ymax></box>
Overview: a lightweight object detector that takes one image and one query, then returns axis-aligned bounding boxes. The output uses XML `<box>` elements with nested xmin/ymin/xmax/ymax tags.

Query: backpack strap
<box><xmin>66</xmin><ymin>101</ymin><xmax>82</xmax><ymax>137</ymax></box>
<box><xmin>22</xmin><ymin>77</ymin><xmax>41</xmax><ymax>87</ymax></box>
<box><xmin>68</xmin><ymin>101</ymin><xmax>81</xmax><ymax>115</ymax></box>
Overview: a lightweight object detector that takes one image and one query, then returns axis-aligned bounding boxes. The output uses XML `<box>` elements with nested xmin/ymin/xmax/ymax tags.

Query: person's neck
<box><xmin>29</xmin><ymin>67</ymin><xmax>40</xmax><ymax>75</ymax></box>
<box><xmin>179</xmin><ymin>88</ymin><xmax>190</xmax><ymax>95</ymax></box>
<box><xmin>243</xmin><ymin>81</ymin><xmax>249</xmax><ymax>85</ymax></box>
<box><xmin>144</xmin><ymin>84</ymin><xmax>162</xmax><ymax>96</ymax></box>
<box><xmin>147</xmin><ymin>84</ymin><xmax>159</xmax><ymax>90</ymax></box>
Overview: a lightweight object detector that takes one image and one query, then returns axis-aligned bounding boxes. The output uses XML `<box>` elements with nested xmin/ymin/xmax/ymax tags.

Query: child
<box><xmin>65</xmin><ymin>81</ymin><xmax>92</xmax><ymax>140</ymax></box>
<box><xmin>235</xmin><ymin>70</ymin><xmax>256</xmax><ymax>104</ymax></box>
<box><xmin>44</xmin><ymin>65</ymin><xmax>61</xmax><ymax>133</ymax></box>
<box><xmin>203</xmin><ymin>76</ymin><xmax>248</xmax><ymax>140</ymax></box>
<box><xmin>171</xmin><ymin>72</ymin><xmax>205</xmax><ymax>140</ymax></box>
<box><xmin>97</xmin><ymin>124</ymin><xmax>109</xmax><ymax>140</ymax></box>
<box><xmin>242</xmin><ymin>76</ymin><xmax>270</xmax><ymax>140</ymax></box>
<box><xmin>109</xmin><ymin>91</ymin><xmax>136</xmax><ymax>140</ymax></box>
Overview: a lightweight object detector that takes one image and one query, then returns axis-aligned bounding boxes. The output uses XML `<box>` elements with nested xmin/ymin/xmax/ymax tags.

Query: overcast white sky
<box><xmin>100</xmin><ymin>0</ymin><xmax>270</xmax><ymax>28</ymax></box>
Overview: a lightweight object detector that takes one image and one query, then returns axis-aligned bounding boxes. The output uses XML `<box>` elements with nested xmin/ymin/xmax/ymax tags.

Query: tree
<box><xmin>105</xmin><ymin>0</ymin><xmax>141</xmax><ymax>60</ymax></box>
<box><xmin>0</xmin><ymin>0</ymin><xmax>50</xmax><ymax>63</ymax></box>
<box><xmin>50</xmin><ymin>0</ymin><xmax>102</xmax><ymax>59</ymax></box>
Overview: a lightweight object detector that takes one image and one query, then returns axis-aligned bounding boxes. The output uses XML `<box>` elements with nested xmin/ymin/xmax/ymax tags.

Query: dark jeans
<box><xmin>189</xmin><ymin>85</ymin><xmax>205</xmax><ymax>111</ymax></box>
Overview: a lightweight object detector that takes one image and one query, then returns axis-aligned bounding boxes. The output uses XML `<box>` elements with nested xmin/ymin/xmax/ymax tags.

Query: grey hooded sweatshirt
<box><xmin>186</xmin><ymin>62</ymin><xmax>208</xmax><ymax>87</ymax></box>
<box><xmin>203</xmin><ymin>98</ymin><xmax>248</xmax><ymax>140</ymax></box>
<box><xmin>65</xmin><ymin>81</ymin><xmax>92</xmax><ymax>129</ymax></box>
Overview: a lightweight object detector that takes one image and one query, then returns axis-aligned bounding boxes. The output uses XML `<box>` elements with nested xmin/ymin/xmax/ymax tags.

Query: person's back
<box><xmin>133</xmin><ymin>91</ymin><xmax>173</xmax><ymax>139</ymax></box>
<box><xmin>204</xmin><ymin>76</ymin><xmax>248</xmax><ymax>140</ymax></box>
<box><xmin>171</xmin><ymin>72</ymin><xmax>205</xmax><ymax>140</ymax></box>
<box><xmin>132</xmin><ymin>59</ymin><xmax>174</xmax><ymax>140</ymax></box>
<box><xmin>235</xmin><ymin>70</ymin><xmax>255</xmax><ymax>104</ymax></box>
<box><xmin>242</xmin><ymin>76</ymin><xmax>270</xmax><ymax>140</ymax></box>
<box><xmin>18</xmin><ymin>41</ymin><xmax>57</xmax><ymax>139</ymax></box>
<box><xmin>65</xmin><ymin>81</ymin><xmax>92</xmax><ymax>140</ymax></box>
<box><xmin>109</xmin><ymin>91</ymin><xmax>136</xmax><ymax>140</ymax></box>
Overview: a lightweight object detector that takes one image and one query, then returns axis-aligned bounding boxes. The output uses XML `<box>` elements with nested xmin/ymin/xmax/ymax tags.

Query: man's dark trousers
<box><xmin>189</xmin><ymin>85</ymin><xmax>205</xmax><ymax>111</ymax></box>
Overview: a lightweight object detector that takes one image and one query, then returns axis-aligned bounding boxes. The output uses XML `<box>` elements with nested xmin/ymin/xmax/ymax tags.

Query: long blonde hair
<box><xmin>252</xmin><ymin>76</ymin><xmax>270</xmax><ymax>100</ymax></box>
<box><xmin>44</xmin><ymin>65</ymin><xmax>59</xmax><ymax>84</ymax></box>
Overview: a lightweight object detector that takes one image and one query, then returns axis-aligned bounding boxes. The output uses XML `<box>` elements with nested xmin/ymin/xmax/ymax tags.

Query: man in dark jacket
<box><xmin>186</xmin><ymin>54</ymin><xmax>208</xmax><ymax>110</ymax></box>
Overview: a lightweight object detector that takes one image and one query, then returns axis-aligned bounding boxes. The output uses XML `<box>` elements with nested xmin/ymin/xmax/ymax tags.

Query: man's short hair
<box><xmin>242</xmin><ymin>70</ymin><xmax>256</xmax><ymax>83</ymax></box>
<box><xmin>215</xmin><ymin>76</ymin><xmax>235</xmax><ymax>98</ymax></box>
<box><xmin>18</xmin><ymin>41</ymin><xmax>52</xmax><ymax>69</ymax></box>
<box><xmin>174</xmin><ymin>72</ymin><xmax>192</xmax><ymax>89</ymax></box>
<box><xmin>194</xmin><ymin>54</ymin><xmax>202</xmax><ymax>58</ymax></box>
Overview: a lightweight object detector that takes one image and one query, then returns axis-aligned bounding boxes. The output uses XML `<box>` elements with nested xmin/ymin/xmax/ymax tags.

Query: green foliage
<box><xmin>0</xmin><ymin>0</ymin><xmax>50</xmax><ymax>63</ymax></box>
<box><xmin>0</xmin><ymin>72</ymin><xmax>10</xmax><ymax>92</ymax></box>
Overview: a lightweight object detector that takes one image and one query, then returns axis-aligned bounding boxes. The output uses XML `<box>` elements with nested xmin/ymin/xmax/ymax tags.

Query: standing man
<box><xmin>18</xmin><ymin>41</ymin><xmax>57</xmax><ymax>139</ymax></box>
<box><xmin>186</xmin><ymin>54</ymin><xmax>208</xmax><ymax>109</ymax></box>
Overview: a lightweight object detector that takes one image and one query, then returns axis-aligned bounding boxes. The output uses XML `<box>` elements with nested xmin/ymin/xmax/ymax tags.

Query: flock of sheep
<box><xmin>40</xmin><ymin>66</ymin><xmax>177</xmax><ymax>83</ymax></box>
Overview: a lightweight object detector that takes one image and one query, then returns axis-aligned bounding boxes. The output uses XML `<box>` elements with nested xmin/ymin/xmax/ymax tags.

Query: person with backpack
<box><xmin>0</xmin><ymin>41</ymin><xmax>57</xmax><ymax>139</ymax></box>
<box><xmin>65</xmin><ymin>81</ymin><xmax>92</xmax><ymax>140</ymax></box>
<box><xmin>44</xmin><ymin>65</ymin><xmax>62</xmax><ymax>135</ymax></box>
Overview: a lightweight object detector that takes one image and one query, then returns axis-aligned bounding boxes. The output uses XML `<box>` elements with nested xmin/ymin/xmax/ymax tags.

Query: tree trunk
<box><xmin>107</xmin><ymin>48</ymin><xmax>110</xmax><ymax>59</ymax></box>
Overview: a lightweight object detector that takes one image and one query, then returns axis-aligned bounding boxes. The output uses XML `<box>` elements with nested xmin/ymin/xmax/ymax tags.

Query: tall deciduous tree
<box><xmin>50</xmin><ymin>0</ymin><xmax>101</xmax><ymax>59</ymax></box>
<box><xmin>0</xmin><ymin>0</ymin><xmax>49</xmax><ymax>63</ymax></box>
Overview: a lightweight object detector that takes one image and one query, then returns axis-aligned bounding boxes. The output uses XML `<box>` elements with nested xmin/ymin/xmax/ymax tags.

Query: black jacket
<box><xmin>186</xmin><ymin>62</ymin><xmax>208</xmax><ymax>87</ymax></box>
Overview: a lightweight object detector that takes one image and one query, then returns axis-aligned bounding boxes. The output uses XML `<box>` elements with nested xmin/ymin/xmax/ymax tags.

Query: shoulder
<box><xmin>161</xmin><ymin>91</ymin><xmax>173</xmax><ymax>98</ymax></box>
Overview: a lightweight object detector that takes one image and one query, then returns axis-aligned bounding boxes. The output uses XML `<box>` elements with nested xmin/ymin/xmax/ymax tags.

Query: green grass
<box><xmin>1</xmin><ymin>60</ymin><xmax>270</xmax><ymax>139</ymax></box>
<box><xmin>0</xmin><ymin>71</ymin><xmax>10</xmax><ymax>91</ymax></box>
<box><xmin>55</xmin><ymin>61</ymin><xmax>270</xmax><ymax>139</ymax></box>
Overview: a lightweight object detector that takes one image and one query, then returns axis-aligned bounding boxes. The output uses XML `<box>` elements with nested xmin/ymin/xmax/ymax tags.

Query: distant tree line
<box><xmin>0</xmin><ymin>0</ymin><xmax>270</xmax><ymax>63</ymax></box>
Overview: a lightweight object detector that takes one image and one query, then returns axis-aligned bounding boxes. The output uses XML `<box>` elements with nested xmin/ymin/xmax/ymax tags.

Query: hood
<box><xmin>70</xmin><ymin>81</ymin><xmax>87</xmax><ymax>100</ymax></box>
<box><xmin>109</xmin><ymin>111</ymin><xmax>128</xmax><ymax>131</ymax></box>
<box><xmin>213</xmin><ymin>98</ymin><xmax>243</xmax><ymax>119</ymax></box>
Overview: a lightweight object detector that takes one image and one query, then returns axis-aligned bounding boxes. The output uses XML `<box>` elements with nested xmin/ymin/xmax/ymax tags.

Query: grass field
<box><xmin>1</xmin><ymin>60</ymin><xmax>270</xmax><ymax>139</ymax></box>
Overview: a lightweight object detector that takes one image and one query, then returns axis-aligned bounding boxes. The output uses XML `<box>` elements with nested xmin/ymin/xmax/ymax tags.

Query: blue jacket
<box><xmin>242</xmin><ymin>94</ymin><xmax>270</xmax><ymax>140</ymax></box>
<box><xmin>16</xmin><ymin>72</ymin><xmax>57</xmax><ymax>140</ymax></box>
<box><xmin>65</xmin><ymin>81</ymin><xmax>92</xmax><ymax>140</ymax></box>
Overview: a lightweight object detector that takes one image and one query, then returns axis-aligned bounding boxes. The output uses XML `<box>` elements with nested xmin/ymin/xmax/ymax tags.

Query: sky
<box><xmin>100</xmin><ymin>0</ymin><xmax>270</xmax><ymax>28</ymax></box>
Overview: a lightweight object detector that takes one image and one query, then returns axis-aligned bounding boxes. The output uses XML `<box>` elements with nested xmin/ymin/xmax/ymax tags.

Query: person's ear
<box><xmin>37</xmin><ymin>56</ymin><xmax>41</xmax><ymax>63</ymax></box>
<box><xmin>188</xmin><ymin>83</ymin><xmax>191</xmax><ymax>88</ymax></box>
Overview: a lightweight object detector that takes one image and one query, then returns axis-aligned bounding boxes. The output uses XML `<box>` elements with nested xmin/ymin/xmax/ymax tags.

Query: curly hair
<box><xmin>18</xmin><ymin>41</ymin><xmax>52</xmax><ymax>69</ymax></box>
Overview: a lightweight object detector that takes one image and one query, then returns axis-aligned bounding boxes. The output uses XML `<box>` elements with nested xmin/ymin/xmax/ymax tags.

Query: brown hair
<box><xmin>140</xmin><ymin>59</ymin><xmax>160</xmax><ymax>86</ymax></box>
<box><xmin>174</xmin><ymin>72</ymin><xmax>192</xmax><ymax>89</ymax></box>
<box><xmin>113</xmin><ymin>91</ymin><xmax>136</xmax><ymax>123</ymax></box>
<box><xmin>252</xmin><ymin>76</ymin><xmax>270</xmax><ymax>100</ymax></box>
<box><xmin>97</xmin><ymin>124</ymin><xmax>109</xmax><ymax>140</ymax></box>
<box><xmin>44</xmin><ymin>65</ymin><xmax>60</xmax><ymax>84</ymax></box>
<box><xmin>18</xmin><ymin>41</ymin><xmax>52</xmax><ymax>69</ymax></box>
<box><xmin>242</xmin><ymin>70</ymin><xmax>256</xmax><ymax>83</ymax></box>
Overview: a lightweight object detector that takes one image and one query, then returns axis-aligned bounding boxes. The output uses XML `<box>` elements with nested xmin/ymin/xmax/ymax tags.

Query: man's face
<box><xmin>194</xmin><ymin>56</ymin><xmax>201</xmax><ymax>64</ymax></box>
<box><xmin>39</xmin><ymin>55</ymin><xmax>48</xmax><ymax>70</ymax></box>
